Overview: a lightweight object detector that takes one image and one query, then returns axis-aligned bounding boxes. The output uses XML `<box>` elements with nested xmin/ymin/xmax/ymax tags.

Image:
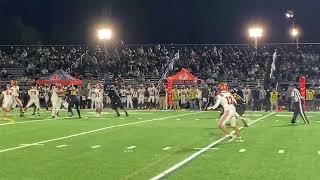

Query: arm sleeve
<box><xmin>210</xmin><ymin>95</ymin><xmax>222</xmax><ymax>110</ymax></box>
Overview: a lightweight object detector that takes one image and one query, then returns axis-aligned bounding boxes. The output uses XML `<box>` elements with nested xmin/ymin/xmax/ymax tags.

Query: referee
<box><xmin>290</xmin><ymin>86</ymin><xmax>309</xmax><ymax>125</ymax></box>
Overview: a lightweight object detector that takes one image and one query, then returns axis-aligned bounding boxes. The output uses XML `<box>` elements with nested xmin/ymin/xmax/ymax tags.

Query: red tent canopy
<box><xmin>169</xmin><ymin>68</ymin><xmax>197</xmax><ymax>81</ymax></box>
<box><xmin>166</xmin><ymin>69</ymin><xmax>198</xmax><ymax>107</ymax></box>
<box><xmin>36</xmin><ymin>69</ymin><xmax>83</xmax><ymax>85</ymax></box>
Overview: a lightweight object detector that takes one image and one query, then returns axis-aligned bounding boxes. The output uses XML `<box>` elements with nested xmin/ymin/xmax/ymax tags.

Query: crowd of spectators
<box><xmin>1</xmin><ymin>44</ymin><xmax>320</xmax><ymax>84</ymax></box>
<box><xmin>0</xmin><ymin>46</ymin><xmax>84</xmax><ymax>80</ymax></box>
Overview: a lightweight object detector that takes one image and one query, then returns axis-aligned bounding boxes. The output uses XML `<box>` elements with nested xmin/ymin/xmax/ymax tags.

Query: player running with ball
<box><xmin>207</xmin><ymin>83</ymin><xmax>244</xmax><ymax>142</ymax></box>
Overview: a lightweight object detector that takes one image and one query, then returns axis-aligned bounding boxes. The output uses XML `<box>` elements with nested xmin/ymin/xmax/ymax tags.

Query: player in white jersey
<box><xmin>126</xmin><ymin>86</ymin><xmax>133</xmax><ymax>109</ymax></box>
<box><xmin>51</xmin><ymin>83</ymin><xmax>65</xmax><ymax>118</ymax></box>
<box><xmin>1</xmin><ymin>84</ymin><xmax>15</xmax><ymax>122</ymax></box>
<box><xmin>138</xmin><ymin>85</ymin><xmax>145</xmax><ymax>109</ymax></box>
<box><xmin>120</xmin><ymin>87</ymin><xmax>127</xmax><ymax>105</ymax></box>
<box><xmin>10</xmin><ymin>80</ymin><xmax>24</xmax><ymax>117</ymax></box>
<box><xmin>148</xmin><ymin>84</ymin><xmax>156</xmax><ymax>109</ymax></box>
<box><xmin>25</xmin><ymin>86</ymin><xmax>40</xmax><ymax>116</ymax></box>
<box><xmin>95</xmin><ymin>83</ymin><xmax>104</xmax><ymax>115</ymax></box>
<box><xmin>207</xmin><ymin>83</ymin><xmax>243</xmax><ymax>142</ymax></box>
<box><xmin>154</xmin><ymin>87</ymin><xmax>160</xmax><ymax>108</ymax></box>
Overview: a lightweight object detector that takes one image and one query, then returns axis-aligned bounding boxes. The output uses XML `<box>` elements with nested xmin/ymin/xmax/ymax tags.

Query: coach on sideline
<box><xmin>290</xmin><ymin>85</ymin><xmax>309</xmax><ymax>125</ymax></box>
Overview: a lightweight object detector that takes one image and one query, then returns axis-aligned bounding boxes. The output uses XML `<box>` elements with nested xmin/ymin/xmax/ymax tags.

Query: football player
<box><xmin>207</xmin><ymin>83</ymin><xmax>244</xmax><ymax>142</ymax></box>
<box><xmin>95</xmin><ymin>83</ymin><xmax>104</xmax><ymax>116</ymax></box>
<box><xmin>51</xmin><ymin>83</ymin><xmax>66</xmax><ymax>118</ymax></box>
<box><xmin>67</xmin><ymin>85</ymin><xmax>81</xmax><ymax>118</ymax></box>
<box><xmin>106</xmin><ymin>85</ymin><xmax>129</xmax><ymax>117</ymax></box>
<box><xmin>1</xmin><ymin>84</ymin><xmax>15</xmax><ymax>122</ymax></box>
<box><xmin>24</xmin><ymin>86</ymin><xmax>40</xmax><ymax>116</ymax></box>
<box><xmin>10</xmin><ymin>80</ymin><xmax>24</xmax><ymax>117</ymax></box>
<box><xmin>231</xmin><ymin>88</ymin><xmax>249</xmax><ymax>127</ymax></box>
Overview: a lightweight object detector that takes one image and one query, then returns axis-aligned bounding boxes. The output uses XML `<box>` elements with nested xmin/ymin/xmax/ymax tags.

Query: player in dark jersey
<box><xmin>107</xmin><ymin>85</ymin><xmax>129</xmax><ymax>117</ymax></box>
<box><xmin>231</xmin><ymin>88</ymin><xmax>248</xmax><ymax>127</ymax></box>
<box><xmin>67</xmin><ymin>86</ymin><xmax>81</xmax><ymax>118</ymax></box>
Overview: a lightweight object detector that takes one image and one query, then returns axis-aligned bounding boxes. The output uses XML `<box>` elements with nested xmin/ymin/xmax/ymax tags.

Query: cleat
<box><xmin>126</xmin><ymin>113</ymin><xmax>129</xmax><ymax>117</ymax></box>
<box><xmin>237</xmin><ymin>137</ymin><xmax>244</xmax><ymax>142</ymax></box>
<box><xmin>228</xmin><ymin>135</ymin><xmax>236</xmax><ymax>142</ymax></box>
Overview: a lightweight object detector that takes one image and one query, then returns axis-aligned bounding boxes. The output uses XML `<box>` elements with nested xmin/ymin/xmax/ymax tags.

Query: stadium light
<box><xmin>285</xmin><ymin>10</ymin><xmax>295</xmax><ymax>29</ymax></box>
<box><xmin>291</xmin><ymin>28</ymin><xmax>298</xmax><ymax>37</ymax></box>
<box><xmin>291</xmin><ymin>28</ymin><xmax>299</xmax><ymax>48</ymax></box>
<box><xmin>249</xmin><ymin>27</ymin><xmax>263</xmax><ymax>49</ymax></box>
<box><xmin>285</xmin><ymin>10</ymin><xmax>294</xmax><ymax>19</ymax></box>
<box><xmin>97</xmin><ymin>28</ymin><xmax>112</xmax><ymax>41</ymax></box>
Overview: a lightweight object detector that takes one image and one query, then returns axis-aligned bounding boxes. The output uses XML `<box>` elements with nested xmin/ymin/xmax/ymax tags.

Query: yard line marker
<box><xmin>0</xmin><ymin>114</ymin><xmax>93</xmax><ymax>127</ymax></box>
<box><xmin>20</xmin><ymin>144</ymin><xmax>43</xmax><ymax>146</ymax></box>
<box><xmin>195</xmin><ymin>119</ymin><xmax>200</xmax><ymax>121</ymax></box>
<box><xmin>193</xmin><ymin>148</ymin><xmax>219</xmax><ymax>150</ymax></box>
<box><xmin>126</xmin><ymin>146</ymin><xmax>136</xmax><ymax>150</ymax></box>
<box><xmin>56</xmin><ymin>145</ymin><xmax>68</xmax><ymax>148</ymax></box>
<box><xmin>278</xmin><ymin>150</ymin><xmax>285</xmax><ymax>154</ymax></box>
<box><xmin>150</xmin><ymin>112</ymin><xmax>276</xmax><ymax>180</ymax></box>
<box><xmin>239</xmin><ymin>149</ymin><xmax>246</xmax><ymax>153</ymax></box>
<box><xmin>162</xmin><ymin>147</ymin><xmax>172</xmax><ymax>151</ymax></box>
<box><xmin>91</xmin><ymin>145</ymin><xmax>101</xmax><ymax>149</ymax></box>
<box><xmin>0</xmin><ymin>112</ymin><xmax>201</xmax><ymax>153</ymax></box>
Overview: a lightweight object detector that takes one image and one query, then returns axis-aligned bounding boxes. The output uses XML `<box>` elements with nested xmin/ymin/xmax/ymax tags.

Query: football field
<box><xmin>0</xmin><ymin>109</ymin><xmax>319</xmax><ymax>180</ymax></box>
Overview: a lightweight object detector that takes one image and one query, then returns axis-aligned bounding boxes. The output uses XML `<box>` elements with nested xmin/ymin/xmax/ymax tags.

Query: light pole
<box><xmin>291</xmin><ymin>28</ymin><xmax>299</xmax><ymax>49</ymax></box>
<box><xmin>285</xmin><ymin>10</ymin><xmax>294</xmax><ymax>29</ymax></box>
<box><xmin>249</xmin><ymin>27</ymin><xmax>263</xmax><ymax>49</ymax></box>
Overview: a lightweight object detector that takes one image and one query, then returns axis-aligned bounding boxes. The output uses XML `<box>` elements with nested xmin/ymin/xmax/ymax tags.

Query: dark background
<box><xmin>0</xmin><ymin>0</ymin><xmax>318</xmax><ymax>44</ymax></box>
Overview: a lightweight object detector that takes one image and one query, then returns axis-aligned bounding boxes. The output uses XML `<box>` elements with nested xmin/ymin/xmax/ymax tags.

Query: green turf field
<box><xmin>0</xmin><ymin>109</ymin><xmax>319</xmax><ymax>180</ymax></box>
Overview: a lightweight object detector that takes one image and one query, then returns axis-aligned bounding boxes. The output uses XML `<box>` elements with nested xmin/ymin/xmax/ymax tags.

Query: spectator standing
<box><xmin>243</xmin><ymin>85</ymin><xmax>252</xmax><ymax>108</ymax></box>
<box><xmin>188</xmin><ymin>86</ymin><xmax>197</xmax><ymax>110</ymax></box>
<box><xmin>159</xmin><ymin>86</ymin><xmax>167</xmax><ymax>110</ymax></box>
<box><xmin>286</xmin><ymin>84</ymin><xmax>294</xmax><ymax>111</ymax></box>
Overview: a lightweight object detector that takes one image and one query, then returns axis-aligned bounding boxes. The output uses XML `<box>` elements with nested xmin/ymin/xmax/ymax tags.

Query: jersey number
<box><xmin>226</xmin><ymin>96</ymin><xmax>233</xmax><ymax>105</ymax></box>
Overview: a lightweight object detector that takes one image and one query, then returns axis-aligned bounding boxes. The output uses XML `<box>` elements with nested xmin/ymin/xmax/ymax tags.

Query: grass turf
<box><xmin>0</xmin><ymin>110</ymin><xmax>318</xmax><ymax>180</ymax></box>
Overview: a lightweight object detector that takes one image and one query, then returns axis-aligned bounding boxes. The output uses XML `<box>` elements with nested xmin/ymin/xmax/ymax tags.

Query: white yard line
<box><xmin>20</xmin><ymin>143</ymin><xmax>43</xmax><ymax>146</ymax></box>
<box><xmin>162</xmin><ymin>147</ymin><xmax>172</xmax><ymax>151</ymax></box>
<box><xmin>0</xmin><ymin>112</ymin><xmax>201</xmax><ymax>153</ymax></box>
<box><xmin>0</xmin><ymin>114</ymin><xmax>103</xmax><ymax>127</ymax></box>
<box><xmin>150</xmin><ymin>112</ymin><xmax>276</xmax><ymax>180</ymax></box>
<box><xmin>91</xmin><ymin>145</ymin><xmax>101</xmax><ymax>149</ymax></box>
<box><xmin>193</xmin><ymin>147</ymin><xmax>219</xmax><ymax>150</ymax></box>
<box><xmin>238</xmin><ymin>149</ymin><xmax>246</xmax><ymax>153</ymax></box>
<box><xmin>278</xmin><ymin>150</ymin><xmax>285</xmax><ymax>154</ymax></box>
<box><xmin>56</xmin><ymin>145</ymin><xmax>68</xmax><ymax>148</ymax></box>
<box><xmin>126</xmin><ymin>146</ymin><xmax>136</xmax><ymax>150</ymax></box>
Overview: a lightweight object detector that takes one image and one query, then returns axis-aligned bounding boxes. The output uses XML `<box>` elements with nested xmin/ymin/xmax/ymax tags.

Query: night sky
<box><xmin>0</xmin><ymin>0</ymin><xmax>319</xmax><ymax>44</ymax></box>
